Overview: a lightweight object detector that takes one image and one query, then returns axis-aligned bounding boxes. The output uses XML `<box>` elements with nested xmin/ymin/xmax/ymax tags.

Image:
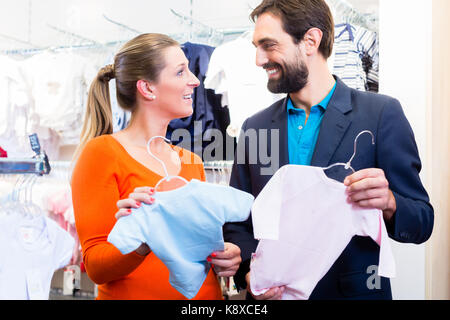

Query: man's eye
<box><xmin>263</xmin><ymin>43</ymin><xmax>275</xmax><ymax>49</ymax></box>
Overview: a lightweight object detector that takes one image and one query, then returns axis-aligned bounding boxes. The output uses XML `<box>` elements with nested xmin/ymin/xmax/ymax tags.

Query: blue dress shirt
<box><xmin>287</xmin><ymin>82</ymin><xmax>337</xmax><ymax>165</ymax></box>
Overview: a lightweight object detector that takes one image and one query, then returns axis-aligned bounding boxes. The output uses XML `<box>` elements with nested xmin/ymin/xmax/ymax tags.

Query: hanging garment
<box><xmin>167</xmin><ymin>42</ymin><xmax>227</xmax><ymax>158</ymax></box>
<box><xmin>249</xmin><ymin>165</ymin><xmax>396</xmax><ymax>300</ymax></box>
<box><xmin>0</xmin><ymin>213</ymin><xmax>75</xmax><ymax>300</ymax></box>
<box><xmin>19</xmin><ymin>51</ymin><xmax>97</xmax><ymax>145</ymax></box>
<box><xmin>0</xmin><ymin>55</ymin><xmax>30</xmax><ymax>138</ymax></box>
<box><xmin>0</xmin><ymin>146</ymin><xmax>7</xmax><ymax>158</ymax></box>
<box><xmin>331</xmin><ymin>23</ymin><xmax>379</xmax><ymax>92</ymax></box>
<box><xmin>108</xmin><ymin>179</ymin><xmax>254</xmax><ymax>299</ymax></box>
<box><xmin>204</xmin><ymin>33</ymin><xmax>285</xmax><ymax>138</ymax></box>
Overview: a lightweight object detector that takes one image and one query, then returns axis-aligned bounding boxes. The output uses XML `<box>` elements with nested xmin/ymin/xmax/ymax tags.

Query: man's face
<box><xmin>253</xmin><ymin>12</ymin><xmax>309</xmax><ymax>94</ymax></box>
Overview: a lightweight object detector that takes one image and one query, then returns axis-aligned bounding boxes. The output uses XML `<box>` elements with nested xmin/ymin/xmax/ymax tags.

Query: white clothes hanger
<box><xmin>322</xmin><ymin>130</ymin><xmax>375</xmax><ymax>174</ymax></box>
<box><xmin>146</xmin><ymin>136</ymin><xmax>189</xmax><ymax>191</ymax></box>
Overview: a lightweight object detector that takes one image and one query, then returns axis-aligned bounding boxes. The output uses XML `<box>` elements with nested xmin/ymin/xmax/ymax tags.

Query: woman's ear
<box><xmin>136</xmin><ymin>80</ymin><xmax>156</xmax><ymax>100</ymax></box>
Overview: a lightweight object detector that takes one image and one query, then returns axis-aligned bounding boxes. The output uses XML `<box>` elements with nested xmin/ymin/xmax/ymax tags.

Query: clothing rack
<box><xmin>47</xmin><ymin>24</ymin><xmax>102</xmax><ymax>46</ymax></box>
<box><xmin>0</xmin><ymin>40</ymin><xmax>124</xmax><ymax>56</ymax></box>
<box><xmin>203</xmin><ymin>160</ymin><xmax>233</xmax><ymax>170</ymax></box>
<box><xmin>0</xmin><ymin>156</ymin><xmax>49</xmax><ymax>175</ymax></box>
<box><xmin>170</xmin><ymin>8</ymin><xmax>250</xmax><ymax>40</ymax></box>
<box><xmin>170</xmin><ymin>8</ymin><xmax>223</xmax><ymax>43</ymax></box>
<box><xmin>102</xmin><ymin>14</ymin><xmax>142</xmax><ymax>35</ymax></box>
<box><xmin>0</xmin><ymin>134</ymin><xmax>50</xmax><ymax>176</ymax></box>
<box><xmin>1</xmin><ymin>9</ymin><xmax>250</xmax><ymax>56</ymax></box>
<box><xmin>0</xmin><ymin>33</ymin><xmax>41</xmax><ymax>49</ymax></box>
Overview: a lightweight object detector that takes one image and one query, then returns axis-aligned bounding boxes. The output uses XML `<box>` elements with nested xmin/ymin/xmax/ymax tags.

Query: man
<box><xmin>221</xmin><ymin>0</ymin><xmax>434</xmax><ymax>300</ymax></box>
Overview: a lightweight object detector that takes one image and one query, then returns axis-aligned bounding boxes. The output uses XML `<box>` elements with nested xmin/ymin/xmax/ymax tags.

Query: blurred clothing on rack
<box><xmin>204</xmin><ymin>32</ymin><xmax>285</xmax><ymax>138</ymax></box>
<box><xmin>0</xmin><ymin>146</ymin><xmax>7</xmax><ymax>158</ymax></box>
<box><xmin>20</xmin><ymin>51</ymin><xmax>97</xmax><ymax>146</ymax></box>
<box><xmin>0</xmin><ymin>213</ymin><xmax>74</xmax><ymax>300</ymax></box>
<box><xmin>330</xmin><ymin>23</ymin><xmax>379</xmax><ymax>92</ymax></box>
<box><xmin>167</xmin><ymin>42</ymin><xmax>231</xmax><ymax>160</ymax></box>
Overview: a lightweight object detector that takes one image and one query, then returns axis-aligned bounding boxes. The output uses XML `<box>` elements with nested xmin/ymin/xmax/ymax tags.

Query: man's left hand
<box><xmin>344</xmin><ymin>168</ymin><xmax>397</xmax><ymax>222</ymax></box>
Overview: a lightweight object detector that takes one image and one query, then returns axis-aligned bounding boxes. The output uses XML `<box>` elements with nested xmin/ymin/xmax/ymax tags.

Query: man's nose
<box><xmin>255</xmin><ymin>47</ymin><xmax>269</xmax><ymax>68</ymax></box>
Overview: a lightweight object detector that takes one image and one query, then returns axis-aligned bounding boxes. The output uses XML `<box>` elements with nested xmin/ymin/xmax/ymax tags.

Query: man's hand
<box><xmin>344</xmin><ymin>168</ymin><xmax>397</xmax><ymax>222</ymax></box>
<box><xmin>245</xmin><ymin>272</ymin><xmax>285</xmax><ymax>300</ymax></box>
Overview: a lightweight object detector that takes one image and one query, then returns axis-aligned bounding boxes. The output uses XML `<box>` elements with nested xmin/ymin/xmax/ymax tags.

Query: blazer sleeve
<box><xmin>223</xmin><ymin>119</ymin><xmax>259</xmax><ymax>290</ymax></box>
<box><xmin>377</xmin><ymin>98</ymin><xmax>434</xmax><ymax>244</ymax></box>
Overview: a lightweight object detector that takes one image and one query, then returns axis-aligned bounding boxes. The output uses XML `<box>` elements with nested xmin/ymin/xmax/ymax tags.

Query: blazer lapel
<box><xmin>271</xmin><ymin>97</ymin><xmax>289</xmax><ymax>168</ymax></box>
<box><xmin>311</xmin><ymin>77</ymin><xmax>353</xmax><ymax>167</ymax></box>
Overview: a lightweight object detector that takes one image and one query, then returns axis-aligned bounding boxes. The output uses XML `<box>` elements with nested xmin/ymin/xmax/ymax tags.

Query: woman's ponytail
<box><xmin>73</xmin><ymin>64</ymin><xmax>115</xmax><ymax>162</ymax></box>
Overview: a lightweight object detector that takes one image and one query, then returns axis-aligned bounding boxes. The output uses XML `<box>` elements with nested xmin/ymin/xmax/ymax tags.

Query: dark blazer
<box><xmin>223</xmin><ymin>76</ymin><xmax>434</xmax><ymax>300</ymax></box>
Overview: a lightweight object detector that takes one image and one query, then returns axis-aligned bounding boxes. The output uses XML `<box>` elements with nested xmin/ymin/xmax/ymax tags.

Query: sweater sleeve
<box><xmin>71</xmin><ymin>138</ymin><xmax>146</xmax><ymax>285</ymax></box>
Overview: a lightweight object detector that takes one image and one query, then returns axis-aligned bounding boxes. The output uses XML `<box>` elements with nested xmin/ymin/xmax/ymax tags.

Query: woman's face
<box><xmin>151</xmin><ymin>46</ymin><xmax>200</xmax><ymax>120</ymax></box>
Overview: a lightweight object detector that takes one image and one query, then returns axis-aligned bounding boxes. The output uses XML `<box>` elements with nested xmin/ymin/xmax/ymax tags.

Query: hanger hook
<box><xmin>345</xmin><ymin>130</ymin><xmax>375</xmax><ymax>169</ymax></box>
<box><xmin>146</xmin><ymin>136</ymin><xmax>172</xmax><ymax>177</ymax></box>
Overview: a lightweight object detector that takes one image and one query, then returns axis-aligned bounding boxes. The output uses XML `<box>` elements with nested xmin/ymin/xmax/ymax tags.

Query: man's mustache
<box><xmin>262</xmin><ymin>62</ymin><xmax>283</xmax><ymax>71</ymax></box>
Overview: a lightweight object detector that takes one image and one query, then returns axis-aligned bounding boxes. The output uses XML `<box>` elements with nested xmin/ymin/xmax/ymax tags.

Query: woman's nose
<box><xmin>189</xmin><ymin>72</ymin><xmax>200</xmax><ymax>88</ymax></box>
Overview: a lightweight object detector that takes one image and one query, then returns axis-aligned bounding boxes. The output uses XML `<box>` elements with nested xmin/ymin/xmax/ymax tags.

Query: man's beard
<box><xmin>265</xmin><ymin>58</ymin><xmax>309</xmax><ymax>94</ymax></box>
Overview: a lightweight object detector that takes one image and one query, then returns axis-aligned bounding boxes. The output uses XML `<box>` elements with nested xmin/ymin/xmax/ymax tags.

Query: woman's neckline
<box><xmin>107</xmin><ymin>134</ymin><xmax>185</xmax><ymax>180</ymax></box>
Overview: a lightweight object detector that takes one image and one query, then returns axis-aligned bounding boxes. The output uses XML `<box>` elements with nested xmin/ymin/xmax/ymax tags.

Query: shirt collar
<box><xmin>287</xmin><ymin>81</ymin><xmax>337</xmax><ymax>113</ymax></box>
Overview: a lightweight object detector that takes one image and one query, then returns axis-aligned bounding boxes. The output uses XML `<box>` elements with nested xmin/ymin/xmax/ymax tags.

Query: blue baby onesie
<box><xmin>107</xmin><ymin>179</ymin><xmax>254</xmax><ymax>299</ymax></box>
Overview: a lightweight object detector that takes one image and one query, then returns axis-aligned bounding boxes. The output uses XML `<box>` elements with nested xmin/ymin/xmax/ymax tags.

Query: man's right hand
<box><xmin>245</xmin><ymin>272</ymin><xmax>285</xmax><ymax>300</ymax></box>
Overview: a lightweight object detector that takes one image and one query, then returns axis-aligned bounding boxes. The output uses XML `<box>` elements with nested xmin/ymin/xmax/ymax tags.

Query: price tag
<box><xmin>28</xmin><ymin>134</ymin><xmax>41</xmax><ymax>154</ymax></box>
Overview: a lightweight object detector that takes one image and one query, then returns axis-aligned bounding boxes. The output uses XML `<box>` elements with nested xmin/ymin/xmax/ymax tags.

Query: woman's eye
<box><xmin>177</xmin><ymin>70</ymin><xmax>184</xmax><ymax>76</ymax></box>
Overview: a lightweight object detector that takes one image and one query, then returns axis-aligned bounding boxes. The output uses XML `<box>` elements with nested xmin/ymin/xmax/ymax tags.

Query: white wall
<box><xmin>379</xmin><ymin>0</ymin><xmax>432</xmax><ymax>300</ymax></box>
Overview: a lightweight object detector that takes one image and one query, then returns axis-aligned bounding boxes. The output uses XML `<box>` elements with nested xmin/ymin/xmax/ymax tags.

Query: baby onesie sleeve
<box><xmin>352</xmin><ymin>207</ymin><xmax>396</xmax><ymax>278</ymax></box>
<box><xmin>48</xmin><ymin>218</ymin><xmax>76</xmax><ymax>270</ymax></box>
<box><xmin>251</xmin><ymin>165</ymin><xmax>284</xmax><ymax>240</ymax></box>
<box><xmin>107</xmin><ymin>210</ymin><xmax>149</xmax><ymax>255</ymax></box>
<box><xmin>212</xmin><ymin>183</ymin><xmax>254</xmax><ymax>225</ymax></box>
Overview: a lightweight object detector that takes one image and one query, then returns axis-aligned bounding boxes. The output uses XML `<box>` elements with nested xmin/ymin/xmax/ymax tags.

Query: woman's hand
<box><xmin>115</xmin><ymin>186</ymin><xmax>155</xmax><ymax>256</ymax></box>
<box><xmin>207</xmin><ymin>242</ymin><xmax>242</xmax><ymax>277</ymax></box>
<box><xmin>115</xmin><ymin>186</ymin><xmax>155</xmax><ymax>219</ymax></box>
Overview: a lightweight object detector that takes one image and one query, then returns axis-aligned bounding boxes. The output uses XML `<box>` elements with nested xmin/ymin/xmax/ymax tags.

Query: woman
<box><xmin>71</xmin><ymin>33</ymin><xmax>241</xmax><ymax>300</ymax></box>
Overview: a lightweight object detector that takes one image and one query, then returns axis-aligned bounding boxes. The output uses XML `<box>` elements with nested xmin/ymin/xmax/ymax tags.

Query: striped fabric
<box><xmin>332</xmin><ymin>23</ymin><xmax>379</xmax><ymax>92</ymax></box>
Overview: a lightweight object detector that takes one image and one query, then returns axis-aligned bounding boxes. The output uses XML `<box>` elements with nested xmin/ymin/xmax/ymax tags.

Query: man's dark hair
<box><xmin>251</xmin><ymin>0</ymin><xmax>335</xmax><ymax>58</ymax></box>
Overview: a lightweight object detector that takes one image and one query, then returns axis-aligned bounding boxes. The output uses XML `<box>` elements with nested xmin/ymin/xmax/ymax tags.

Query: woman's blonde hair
<box><xmin>73</xmin><ymin>33</ymin><xmax>179</xmax><ymax>161</ymax></box>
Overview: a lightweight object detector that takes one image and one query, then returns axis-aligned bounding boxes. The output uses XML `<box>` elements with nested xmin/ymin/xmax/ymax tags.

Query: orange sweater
<box><xmin>71</xmin><ymin>135</ymin><xmax>223</xmax><ymax>300</ymax></box>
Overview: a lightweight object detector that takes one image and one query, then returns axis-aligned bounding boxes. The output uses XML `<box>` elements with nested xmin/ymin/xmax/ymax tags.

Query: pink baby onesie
<box><xmin>250</xmin><ymin>165</ymin><xmax>396</xmax><ymax>300</ymax></box>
